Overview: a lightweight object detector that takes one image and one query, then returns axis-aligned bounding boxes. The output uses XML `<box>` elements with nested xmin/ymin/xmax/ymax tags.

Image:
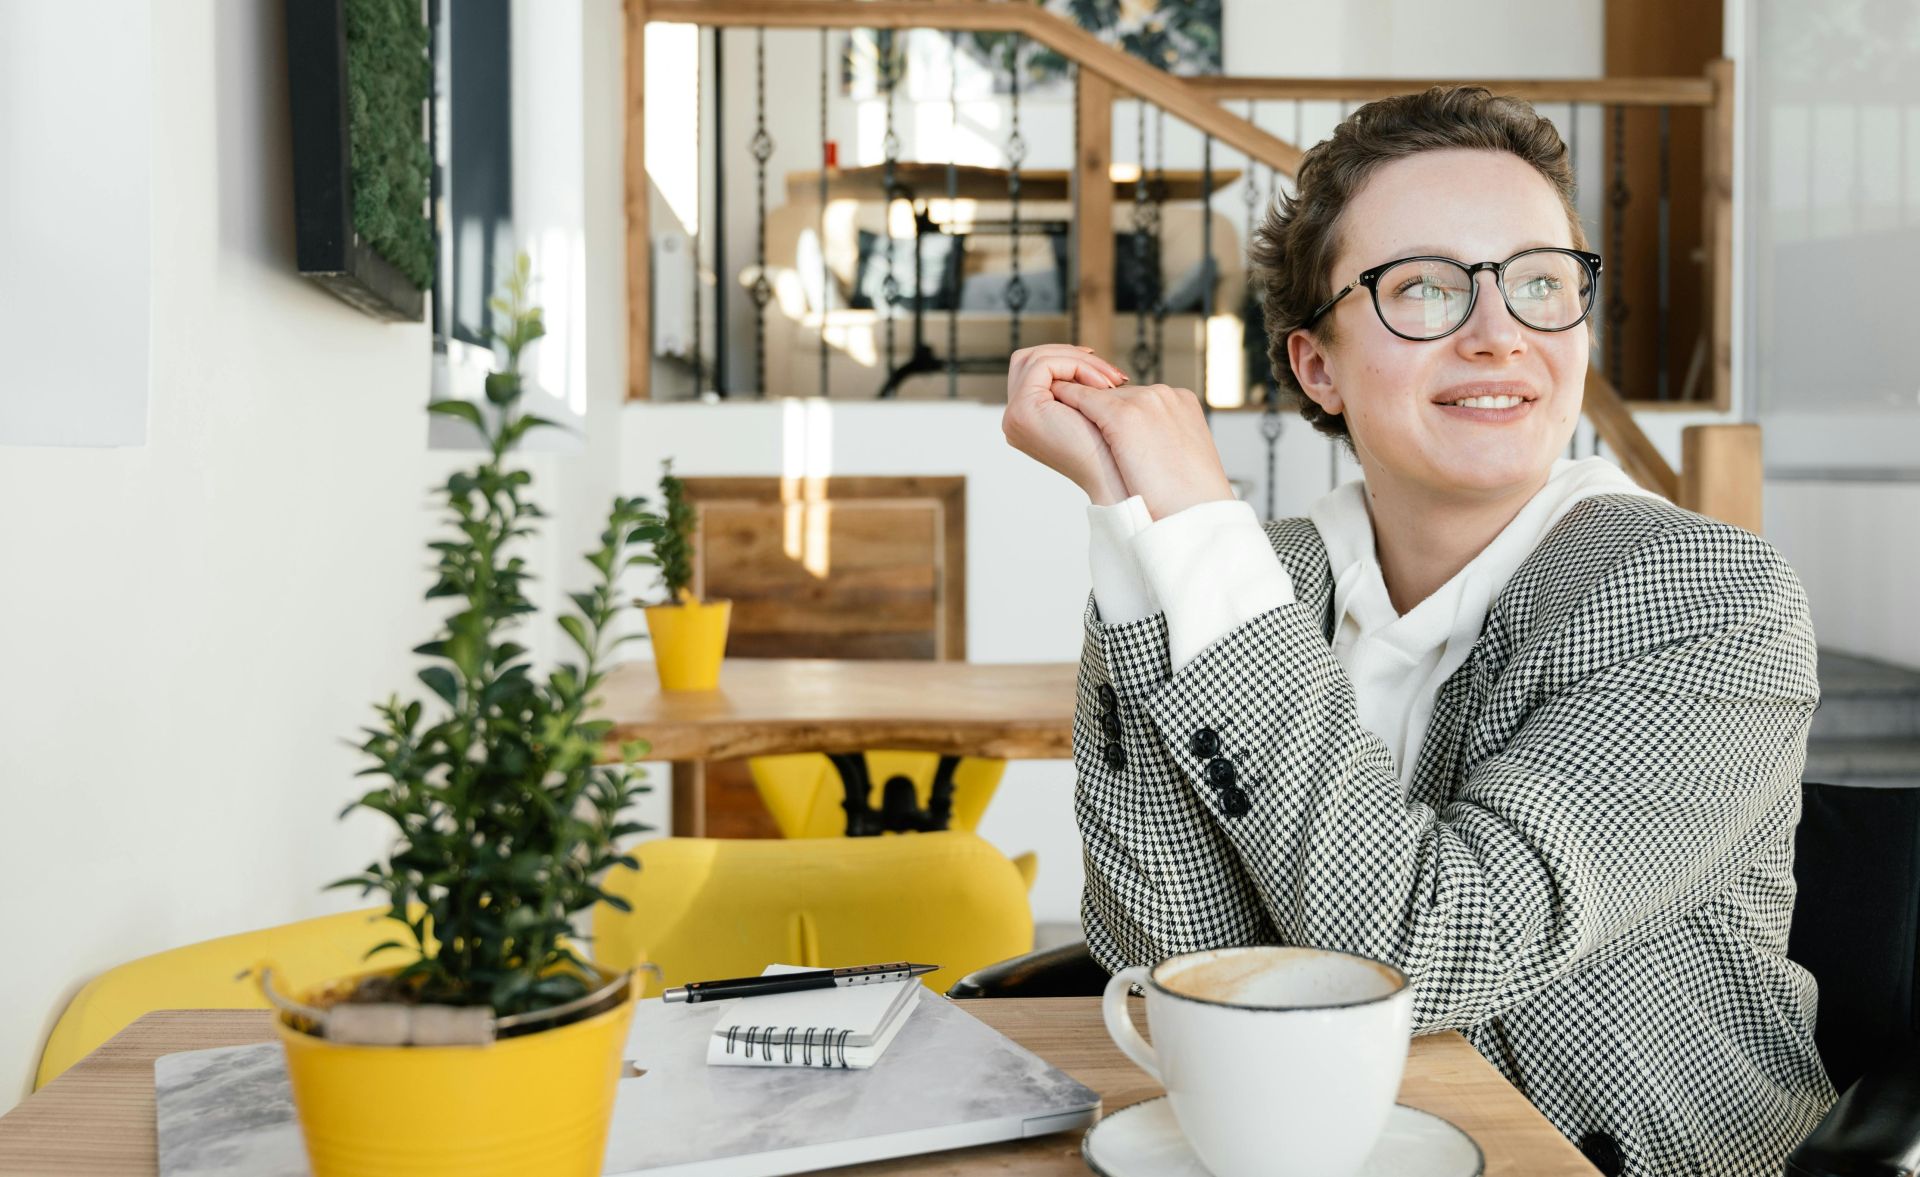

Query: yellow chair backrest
<box><xmin>591</xmin><ymin>831</ymin><xmax>1034</xmax><ymax>998</ymax></box>
<box><xmin>35</xmin><ymin>906</ymin><xmax>411</xmax><ymax>1090</ymax></box>
<box><xmin>748</xmin><ymin>751</ymin><xmax>1008</xmax><ymax>838</ymax></box>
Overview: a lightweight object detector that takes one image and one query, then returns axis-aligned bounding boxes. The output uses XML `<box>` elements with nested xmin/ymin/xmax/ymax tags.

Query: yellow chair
<box><xmin>592</xmin><ymin>831</ymin><xmax>1035</xmax><ymax>998</ymax></box>
<box><xmin>748</xmin><ymin>752</ymin><xmax>1007</xmax><ymax>837</ymax></box>
<box><xmin>749</xmin><ymin>752</ymin><xmax>1038</xmax><ymax>886</ymax></box>
<box><xmin>35</xmin><ymin>906</ymin><xmax>411</xmax><ymax>1090</ymax></box>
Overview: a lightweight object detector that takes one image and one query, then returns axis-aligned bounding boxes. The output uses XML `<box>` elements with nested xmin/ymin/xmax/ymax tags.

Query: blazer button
<box><xmin>1219</xmin><ymin>785</ymin><xmax>1250</xmax><ymax>817</ymax></box>
<box><xmin>1578</xmin><ymin>1132</ymin><xmax>1624</xmax><ymax>1177</ymax></box>
<box><xmin>1097</xmin><ymin>684</ymin><xmax>1119</xmax><ymax>712</ymax></box>
<box><xmin>1104</xmin><ymin>742</ymin><xmax>1126</xmax><ymax>770</ymax></box>
<box><xmin>1189</xmin><ymin>727</ymin><xmax>1220</xmax><ymax>759</ymax></box>
<box><xmin>1101</xmin><ymin>712</ymin><xmax>1122</xmax><ymax>739</ymax></box>
<box><xmin>1205</xmin><ymin>758</ymin><xmax>1236</xmax><ymax>788</ymax></box>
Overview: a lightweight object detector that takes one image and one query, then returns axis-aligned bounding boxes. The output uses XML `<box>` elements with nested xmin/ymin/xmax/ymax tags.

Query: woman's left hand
<box><xmin>1050</xmin><ymin>379</ymin><xmax>1237</xmax><ymax>519</ymax></box>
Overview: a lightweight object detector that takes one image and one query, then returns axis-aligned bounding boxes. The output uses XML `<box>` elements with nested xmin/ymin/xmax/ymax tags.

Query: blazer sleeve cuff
<box><xmin>1082</xmin><ymin>591</ymin><xmax>1172</xmax><ymax>706</ymax></box>
<box><xmin>1133</xmin><ymin>498</ymin><xmax>1297</xmax><ymax>673</ymax></box>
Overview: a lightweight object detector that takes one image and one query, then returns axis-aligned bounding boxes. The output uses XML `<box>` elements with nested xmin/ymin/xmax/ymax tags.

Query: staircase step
<box><xmin>1804</xmin><ymin>737</ymin><xmax>1920</xmax><ymax>788</ymax></box>
<box><xmin>1812</xmin><ymin>650</ymin><xmax>1920</xmax><ymax>741</ymax></box>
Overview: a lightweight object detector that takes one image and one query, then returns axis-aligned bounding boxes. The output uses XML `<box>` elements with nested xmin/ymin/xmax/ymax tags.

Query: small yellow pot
<box><xmin>274</xmin><ymin>973</ymin><xmax>635</xmax><ymax>1177</ymax></box>
<box><xmin>644</xmin><ymin>594</ymin><xmax>731</xmax><ymax>691</ymax></box>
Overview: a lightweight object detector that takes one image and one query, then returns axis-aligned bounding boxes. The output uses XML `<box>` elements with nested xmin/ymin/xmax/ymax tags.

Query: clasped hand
<box><xmin>1001</xmin><ymin>344</ymin><xmax>1236</xmax><ymax>519</ymax></box>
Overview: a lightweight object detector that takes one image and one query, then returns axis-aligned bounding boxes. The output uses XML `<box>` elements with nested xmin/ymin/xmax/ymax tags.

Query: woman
<box><xmin>1003</xmin><ymin>87</ymin><xmax>1834</xmax><ymax>1176</ymax></box>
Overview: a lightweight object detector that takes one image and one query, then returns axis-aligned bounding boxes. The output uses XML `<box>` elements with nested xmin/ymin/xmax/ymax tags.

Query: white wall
<box><xmin>1735</xmin><ymin>0</ymin><xmax>1920</xmax><ymax>668</ymax></box>
<box><xmin>0</xmin><ymin>3</ymin><xmax>152</xmax><ymax>446</ymax></box>
<box><xmin>0</xmin><ymin>0</ymin><xmax>649</xmax><ymax>1111</ymax></box>
<box><xmin>1738</xmin><ymin>0</ymin><xmax>1920</xmax><ymax>475</ymax></box>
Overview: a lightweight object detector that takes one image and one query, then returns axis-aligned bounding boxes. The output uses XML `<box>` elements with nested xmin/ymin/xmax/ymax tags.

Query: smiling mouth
<box><xmin>1441</xmin><ymin>393</ymin><xmax>1530</xmax><ymax>410</ymax></box>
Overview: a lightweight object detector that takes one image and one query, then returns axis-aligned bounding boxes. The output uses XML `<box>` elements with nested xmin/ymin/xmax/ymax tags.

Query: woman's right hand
<box><xmin>1003</xmin><ymin>344</ymin><xmax>1132</xmax><ymax>504</ymax></box>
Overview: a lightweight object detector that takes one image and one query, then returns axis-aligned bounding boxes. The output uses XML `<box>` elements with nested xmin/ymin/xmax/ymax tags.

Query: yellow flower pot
<box><xmin>644</xmin><ymin>594</ymin><xmax>731</xmax><ymax>691</ymax></box>
<box><xmin>274</xmin><ymin>972</ymin><xmax>636</xmax><ymax>1177</ymax></box>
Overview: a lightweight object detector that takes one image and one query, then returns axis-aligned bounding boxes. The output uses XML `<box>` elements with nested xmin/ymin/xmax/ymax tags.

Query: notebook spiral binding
<box><xmin>723</xmin><ymin>1024</ymin><xmax>857</xmax><ymax>1067</ymax></box>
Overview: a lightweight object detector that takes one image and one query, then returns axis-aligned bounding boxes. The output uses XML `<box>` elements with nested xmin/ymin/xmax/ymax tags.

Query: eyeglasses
<box><xmin>1301</xmin><ymin>247</ymin><xmax>1603</xmax><ymax>342</ymax></box>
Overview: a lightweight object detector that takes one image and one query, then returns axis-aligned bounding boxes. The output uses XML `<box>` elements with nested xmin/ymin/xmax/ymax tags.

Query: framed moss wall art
<box><xmin>285</xmin><ymin>0</ymin><xmax>431</xmax><ymax>321</ymax></box>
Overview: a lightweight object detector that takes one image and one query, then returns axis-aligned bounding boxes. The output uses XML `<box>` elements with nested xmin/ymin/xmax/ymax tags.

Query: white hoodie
<box><xmin>1087</xmin><ymin>457</ymin><xmax>1665</xmax><ymax>793</ymax></box>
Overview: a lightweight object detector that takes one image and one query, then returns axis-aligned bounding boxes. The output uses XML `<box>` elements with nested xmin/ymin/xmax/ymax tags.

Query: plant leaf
<box><xmin>427</xmin><ymin>399</ymin><xmax>485</xmax><ymax>430</ymax></box>
<box><xmin>418</xmin><ymin>666</ymin><xmax>459</xmax><ymax>707</ymax></box>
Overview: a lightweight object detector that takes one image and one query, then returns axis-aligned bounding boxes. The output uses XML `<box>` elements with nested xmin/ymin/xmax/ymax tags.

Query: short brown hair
<box><xmin>1248</xmin><ymin>87</ymin><xmax>1587</xmax><ymax>446</ymax></box>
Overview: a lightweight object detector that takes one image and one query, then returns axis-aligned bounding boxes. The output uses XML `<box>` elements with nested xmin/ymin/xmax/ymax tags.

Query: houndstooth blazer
<box><xmin>1074</xmin><ymin>492</ymin><xmax>1837</xmax><ymax>1177</ymax></box>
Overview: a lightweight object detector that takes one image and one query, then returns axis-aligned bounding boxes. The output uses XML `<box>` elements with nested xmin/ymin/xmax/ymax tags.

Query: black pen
<box><xmin>661</xmin><ymin>962</ymin><xmax>938</xmax><ymax>1004</ymax></box>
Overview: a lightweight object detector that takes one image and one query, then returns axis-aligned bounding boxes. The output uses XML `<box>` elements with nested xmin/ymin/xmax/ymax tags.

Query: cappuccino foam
<box><xmin>1157</xmin><ymin>947</ymin><xmax>1402</xmax><ymax>1008</ymax></box>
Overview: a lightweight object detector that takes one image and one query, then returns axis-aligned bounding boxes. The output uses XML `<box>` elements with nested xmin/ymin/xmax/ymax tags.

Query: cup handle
<box><xmin>1102</xmin><ymin>964</ymin><xmax>1162</xmax><ymax>1085</ymax></box>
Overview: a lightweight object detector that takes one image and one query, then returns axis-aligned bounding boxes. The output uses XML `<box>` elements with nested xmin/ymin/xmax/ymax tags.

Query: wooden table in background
<box><xmin>594</xmin><ymin>659</ymin><xmax>1079</xmax><ymax>836</ymax></box>
<box><xmin>0</xmin><ymin>1001</ymin><xmax>1597</xmax><ymax>1176</ymax></box>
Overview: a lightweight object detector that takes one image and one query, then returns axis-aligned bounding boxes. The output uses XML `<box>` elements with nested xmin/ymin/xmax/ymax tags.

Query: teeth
<box><xmin>1448</xmin><ymin>395</ymin><xmax>1524</xmax><ymax>409</ymax></box>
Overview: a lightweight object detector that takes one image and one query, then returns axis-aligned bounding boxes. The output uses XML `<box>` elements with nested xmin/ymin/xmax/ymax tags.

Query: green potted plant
<box><xmin>641</xmin><ymin>459</ymin><xmax>731</xmax><ymax>690</ymax></box>
<box><xmin>262</xmin><ymin>255</ymin><xmax>660</xmax><ymax>1177</ymax></box>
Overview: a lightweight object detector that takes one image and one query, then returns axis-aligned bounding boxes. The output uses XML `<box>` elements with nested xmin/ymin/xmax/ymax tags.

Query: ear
<box><xmin>1287</xmin><ymin>329</ymin><xmax>1344</xmax><ymax>417</ymax></box>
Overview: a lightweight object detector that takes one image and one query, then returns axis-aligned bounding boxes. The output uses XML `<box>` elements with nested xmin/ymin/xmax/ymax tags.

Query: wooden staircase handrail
<box><xmin>1583</xmin><ymin>367</ymin><xmax>1680</xmax><ymax>500</ymax></box>
<box><xmin>1188</xmin><ymin>75</ymin><xmax>1714</xmax><ymax>107</ymax></box>
<box><xmin>646</xmin><ymin>0</ymin><xmax>1304</xmax><ymax>175</ymax></box>
<box><xmin>627</xmin><ymin>1</ymin><xmax>1742</xmax><ymax>527</ymax></box>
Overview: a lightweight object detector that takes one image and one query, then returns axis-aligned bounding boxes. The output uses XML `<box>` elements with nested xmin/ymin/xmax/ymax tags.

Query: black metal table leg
<box><xmin>926</xmin><ymin>755</ymin><xmax>960</xmax><ymax>830</ymax></box>
<box><xmin>824</xmin><ymin>752</ymin><xmax>961</xmax><ymax>835</ymax></box>
<box><xmin>827</xmin><ymin>752</ymin><xmax>883</xmax><ymax>836</ymax></box>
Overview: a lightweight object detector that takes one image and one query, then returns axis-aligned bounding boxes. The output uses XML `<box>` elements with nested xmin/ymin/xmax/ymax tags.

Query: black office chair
<box><xmin>948</xmin><ymin>781</ymin><xmax>1920</xmax><ymax>1175</ymax></box>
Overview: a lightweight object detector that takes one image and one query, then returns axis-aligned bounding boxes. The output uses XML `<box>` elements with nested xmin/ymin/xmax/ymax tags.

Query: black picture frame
<box><xmin>285</xmin><ymin>0</ymin><xmax>427</xmax><ymax>322</ymax></box>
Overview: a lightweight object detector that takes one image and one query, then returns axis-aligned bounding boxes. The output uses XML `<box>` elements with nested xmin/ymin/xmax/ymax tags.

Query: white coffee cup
<box><xmin>1102</xmin><ymin>945</ymin><xmax>1414</xmax><ymax>1177</ymax></box>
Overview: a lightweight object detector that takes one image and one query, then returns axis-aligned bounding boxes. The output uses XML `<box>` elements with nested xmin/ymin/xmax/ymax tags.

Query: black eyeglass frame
<box><xmin>1301</xmin><ymin>247</ymin><xmax>1605</xmax><ymax>342</ymax></box>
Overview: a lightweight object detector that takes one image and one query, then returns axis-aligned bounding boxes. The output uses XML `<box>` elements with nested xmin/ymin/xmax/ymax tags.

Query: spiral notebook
<box><xmin>707</xmin><ymin>964</ymin><xmax>920</xmax><ymax>1069</ymax></box>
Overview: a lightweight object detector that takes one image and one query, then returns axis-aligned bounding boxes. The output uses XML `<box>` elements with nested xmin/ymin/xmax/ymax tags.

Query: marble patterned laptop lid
<box><xmin>155</xmin><ymin>993</ymin><xmax>1101</xmax><ymax>1177</ymax></box>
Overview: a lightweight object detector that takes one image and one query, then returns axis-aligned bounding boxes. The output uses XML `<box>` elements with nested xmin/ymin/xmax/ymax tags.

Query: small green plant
<box><xmin>335</xmin><ymin>255</ymin><xmax>662</xmax><ymax>1015</ymax></box>
<box><xmin>652</xmin><ymin>460</ymin><xmax>696</xmax><ymax>605</ymax></box>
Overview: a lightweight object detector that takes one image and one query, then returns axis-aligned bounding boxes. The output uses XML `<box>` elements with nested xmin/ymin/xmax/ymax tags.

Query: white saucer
<box><xmin>1081</xmin><ymin>1097</ymin><xmax>1484</xmax><ymax>1177</ymax></box>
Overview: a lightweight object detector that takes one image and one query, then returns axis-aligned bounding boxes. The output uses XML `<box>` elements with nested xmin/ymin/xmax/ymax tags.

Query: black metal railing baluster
<box><xmin>1006</xmin><ymin>36</ymin><xmax>1027</xmax><ymax>355</ymax></box>
<box><xmin>947</xmin><ymin>30</ymin><xmax>960</xmax><ymax>398</ymax></box>
<box><xmin>881</xmin><ymin>31</ymin><xmax>899</xmax><ymax>378</ymax></box>
<box><xmin>1200</xmin><ymin>131</ymin><xmax>1213</xmax><ymax>411</ymax></box>
<box><xmin>1244</xmin><ymin>101</ymin><xmax>1263</xmax><ymax>408</ymax></box>
<box><xmin>1131</xmin><ymin>101</ymin><xmax>1152</xmax><ymax>377</ymax></box>
<box><xmin>1069</xmin><ymin>62</ymin><xmax>1081</xmax><ymax>348</ymax></box>
<box><xmin>1656</xmin><ymin>103</ymin><xmax>1671</xmax><ymax>401</ymax></box>
<box><xmin>818</xmin><ymin>29</ymin><xmax>829</xmax><ymax>399</ymax></box>
<box><xmin>1243</xmin><ymin>100</ymin><xmax>1260</xmax><ymax>254</ymax></box>
<box><xmin>750</xmin><ymin>27</ymin><xmax>774</xmax><ymax>398</ymax></box>
<box><xmin>1568</xmin><ymin>101</ymin><xmax>1581</xmax><ymax>198</ymax></box>
<box><xmin>1150</xmin><ymin>106</ymin><xmax>1166</xmax><ymax>384</ymax></box>
<box><xmin>1262</xmin><ymin>406</ymin><xmax>1283</xmax><ymax>522</ymax></box>
<box><xmin>713</xmin><ymin>29</ymin><xmax>728</xmax><ymax>397</ymax></box>
<box><xmin>1607</xmin><ymin>105</ymin><xmax>1629</xmax><ymax>392</ymax></box>
<box><xmin>1322</xmin><ymin>102</ymin><xmax>1341</xmax><ymax>490</ymax></box>
<box><xmin>692</xmin><ymin>28</ymin><xmax>704</xmax><ymax>397</ymax></box>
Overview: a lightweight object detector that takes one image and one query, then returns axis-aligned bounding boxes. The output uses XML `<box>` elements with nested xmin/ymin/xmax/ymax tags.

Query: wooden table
<box><xmin>595</xmin><ymin>659</ymin><xmax>1078</xmax><ymax>836</ymax></box>
<box><xmin>0</xmin><ymin>1001</ymin><xmax>1597</xmax><ymax>1175</ymax></box>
